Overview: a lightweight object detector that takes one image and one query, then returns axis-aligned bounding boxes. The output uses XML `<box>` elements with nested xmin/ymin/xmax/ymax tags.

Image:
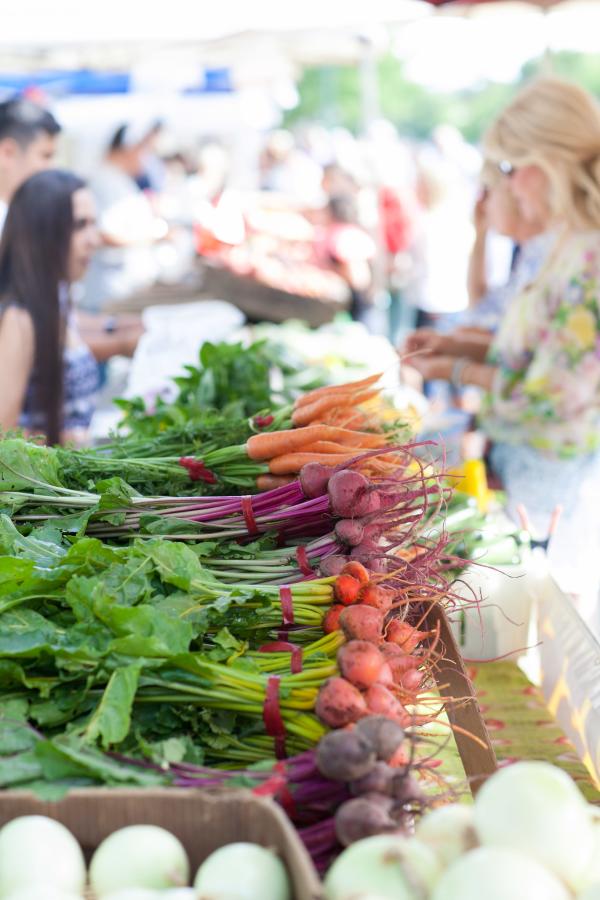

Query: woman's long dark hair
<box><xmin>0</xmin><ymin>170</ymin><xmax>86</xmax><ymax>444</ymax></box>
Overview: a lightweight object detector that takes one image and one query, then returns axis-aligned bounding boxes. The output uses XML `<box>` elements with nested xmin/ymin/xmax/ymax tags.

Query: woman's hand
<box><xmin>402</xmin><ymin>328</ymin><xmax>457</xmax><ymax>359</ymax></box>
<box><xmin>407</xmin><ymin>354</ymin><xmax>454</xmax><ymax>382</ymax></box>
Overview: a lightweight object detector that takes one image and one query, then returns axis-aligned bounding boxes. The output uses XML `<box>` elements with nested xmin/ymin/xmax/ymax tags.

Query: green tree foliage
<box><xmin>285</xmin><ymin>52</ymin><xmax>600</xmax><ymax>143</ymax></box>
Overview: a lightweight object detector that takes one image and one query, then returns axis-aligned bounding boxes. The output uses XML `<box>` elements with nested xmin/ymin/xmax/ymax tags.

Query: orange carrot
<box><xmin>268</xmin><ymin>452</ymin><xmax>357</xmax><ymax>475</ymax></box>
<box><xmin>256</xmin><ymin>474</ymin><xmax>296</xmax><ymax>491</ymax></box>
<box><xmin>246</xmin><ymin>424</ymin><xmax>384</xmax><ymax>460</ymax></box>
<box><xmin>294</xmin><ymin>372</ymin><xmax>383</xmax><ymax>409</ymax></box>
<box><xmin>292</xmin><ymin>388</ymin><xmax>380</xmax><ymax>427</ymax></box>
<box><xmin>300</xmin><ymin>441</ymin><xmax>370</xmax><ymax>455</ymax></box>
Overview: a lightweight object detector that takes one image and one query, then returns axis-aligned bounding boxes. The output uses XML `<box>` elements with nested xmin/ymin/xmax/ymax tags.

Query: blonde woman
<box><xmin>404</xmin><ymin>78</ymin><xmax>600</xmax><ymax>536</ymax></box>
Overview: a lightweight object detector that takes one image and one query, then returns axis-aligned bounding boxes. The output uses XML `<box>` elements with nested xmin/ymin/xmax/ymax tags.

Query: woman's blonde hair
<box><xmin>484</xmin><ymin>77</ymin><xmax>600</xmax><ymax>230</ymax></box>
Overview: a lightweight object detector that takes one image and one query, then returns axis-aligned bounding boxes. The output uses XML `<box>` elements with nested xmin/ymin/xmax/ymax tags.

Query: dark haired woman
<box><xmin>0</xmin><ymin>170</ymin><xmax>102</xmax><ymax>444</ymax></box>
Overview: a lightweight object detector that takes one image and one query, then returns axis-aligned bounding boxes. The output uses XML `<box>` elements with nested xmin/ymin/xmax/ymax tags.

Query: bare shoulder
<box><xmin>0</xmin><ymin>305</ymin><xmax>35</xmax><ymax>350</ymax></box>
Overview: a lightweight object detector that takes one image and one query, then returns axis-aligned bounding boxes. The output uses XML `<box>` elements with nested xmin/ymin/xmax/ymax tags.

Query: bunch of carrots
<box><xmin>248</xmin><ymin>373</ymin><xmax>407</xmax><ymax>491</ymax></box>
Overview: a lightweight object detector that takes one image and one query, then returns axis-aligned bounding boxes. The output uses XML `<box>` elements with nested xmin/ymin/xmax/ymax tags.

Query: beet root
<box><xmin>355</xmin><ymin>715</ymin><xmax>406</xmax><ymax>762</ymax></box>
<box><xmin>315</xmin><ymin>677</ymin><xmax>367</xmax><ymax>728</ymax></box>
<box><xmin>316</xmin><ymin>728</ymin><xmax>376</xmax><ymax>782</ymax></box>
<box><xmin>328</xmin><ymin>469</ymin><xmax>370</xmax><ymax>518</ymax></box>
<box><xmin>365</xmin><ymin>684</ymin><xmax>409</xmax><ymax>725</ymax></box>
<box><xmin>319</xmin><ymin>555</ymin><xmax>348</xmax><ymax>577</ymax></box>
<box><xmin>322</xmin><ymin>604</ymin><xmax>345</xmax><ymax>634</ymax></box>
<box><xmin>334</xmin><ymin>796</ymin><xmax>397</xmax><ymax>847</ymax></box>
<box><xmin>349</xmin><ymin>760</ymin><xmax>396</xmax><ymax>797</ymax></box>
<box><xmin>337</xmin><ymin>640</ymin><xmax>385</xmax><ymax>690</ymax></box>
<box><xmin>334</xmin><ymin>574</ymin><xmax>362</xmax><ymax>606</ymax></box>
<box><xmin>359</xmin><ymin>584</ymin><xmax>393</xmax><ymax>613</ymax></box>
<box><xmin>335</xmin><ymin>518</ymin><xmax>366</xmax><ymax>547</ymax></box>
<box><xmin>300</xmin><ymin>462</ymin><xmax>333</xmax><ymax>498</ymax></box>
<box><xmin>340</xmin><ymin>605</ymin><xmax>384</xmax><ymax>643</ymax></box>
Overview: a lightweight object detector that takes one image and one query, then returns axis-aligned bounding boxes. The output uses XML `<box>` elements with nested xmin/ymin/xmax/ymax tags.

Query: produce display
<box><xmin>0</xmin><ymin>814</ymin><xmax>291</xmax><ymax>899</ymax></box>
<box><xmin>324</xmin><ymin>761</ymin><xmax>600</xmax><ymax>900</ymax></box>
<box><xmin>0</xmin><ymin>335</ymin><xmax>592</xmax><ymax>896</ymax></box>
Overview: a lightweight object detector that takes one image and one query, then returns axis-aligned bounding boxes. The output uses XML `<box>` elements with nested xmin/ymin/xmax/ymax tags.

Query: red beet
<box><xmin>334</xmin><ymin>574</ymin><xmax>362</xmax><ymax>606</ymax></box>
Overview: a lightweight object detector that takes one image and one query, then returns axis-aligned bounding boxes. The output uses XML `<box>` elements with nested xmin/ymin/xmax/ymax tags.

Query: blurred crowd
<box><xmin>1</xmin><ymin>77</ymin><xmax>600</xmax><ymax>605</ymax></box>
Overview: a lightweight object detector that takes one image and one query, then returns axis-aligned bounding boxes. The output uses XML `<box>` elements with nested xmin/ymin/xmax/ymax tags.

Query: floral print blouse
<box><xmin>482</xmin><ymin>230</ymin><xmax>600</xmax><ymax>458</ymax></box>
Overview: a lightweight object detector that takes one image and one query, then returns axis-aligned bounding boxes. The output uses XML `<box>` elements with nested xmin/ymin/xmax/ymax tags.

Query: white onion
<box><xmin>0</xmin><ymin>816</ymin><xmax>86</xmax><ymax>897</ymax></box>
<box><xmin>416</xmin><ymin>803</ymin><xmax>477</xmax><ymax>866</ymax></box>
<box><xmin>101</xmin><ymin>892</ymin><xmax>160</xmax><ymax>900</ymax></box>
<box><xmin>324</xmin><ymin>834</ymin><xmax>440</xmax><ymax>900</ymax></box>
<box><xmin>431</xmin><ymin>847</ymin><xmax>571</xmax><ymax>900</ymax></box>
<box><xmin>5</xmin><ymin>889</ymin><xmax>83</xmax><ymax>900</ymax></box>
<box><xmin>576</xmin><ymin>820</ymin><xmax>600</xmax><ymax>892</ymax></box>
<box><xmin>474</xmin><ymin>761</ymin><xmax>593</xmax><ymax>890</ymax></box>
<box><xmin>579</xmin><ymin>887</ymin><xmax>600</xmax><ymax>900</ymax></box>
<box><xmin>90</xmin><ymin>825</ymin><xmax>189</xmax><ymax>896</ymax></box>
<box><xmin>194</xmin><ymin>842</ymin><xmax>290</xmax><ymax>900</ymax></box>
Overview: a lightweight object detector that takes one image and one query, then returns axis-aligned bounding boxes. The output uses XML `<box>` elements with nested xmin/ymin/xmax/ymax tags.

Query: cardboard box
<box><xmin>0</xmin><ymin>788</ymin><xmax>322</xmax><ymax>900</ymax></box>
<box><xmin>426</xmin><ymin>602</ymin><xmax>498</xmax><ymax>793</ymax></box>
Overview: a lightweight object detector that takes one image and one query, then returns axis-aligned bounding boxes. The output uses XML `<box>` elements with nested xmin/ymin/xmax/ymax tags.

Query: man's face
<box><xmin>0</xmin><ymin>132</ymin><xmax>57</xmax><ymax>198</ymax></box>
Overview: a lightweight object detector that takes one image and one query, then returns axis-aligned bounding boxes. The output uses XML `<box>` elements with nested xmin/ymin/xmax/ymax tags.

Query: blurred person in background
<box><xmin>404</xmin><ymin>78</ymin><xmax>600</xmax><ymax>546</ymax></box>
<box><xmin>81</xmin><ymin>121</ymin><xmax>169</xmax><ymax>312</ymax></box>
<box><xmin>464</xmin><ymin>161</ymin><xmax>549</xmax><ymax>332</ymax></box>
<box><xmin>0</xmin><ymin>171</ymin><xmax>101</xmax><ymax>445</ymax></box>
<box><xmin>409</xmin><ymin>150</ymin><xmax>472</xmax><ymax>331</ymax></box>
<box><xmin>0</xmin><ymin>97</ymin><xmax>60</xmax><ymax>232</ymax></box>
<box><xmin>315</xmin><ymin>194</ymin><xmax>376</xmax><ymax>321</ymax></box>
<box><xmin>259</xmin><ymin>130</ymin><xmax>323</xmax><ymax>206</ymax></box>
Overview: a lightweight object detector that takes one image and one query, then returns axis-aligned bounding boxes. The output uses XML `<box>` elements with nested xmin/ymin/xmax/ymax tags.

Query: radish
<box><xmin>431</xmin><ymin>847</ymin><xmax>570</xmax><ymax>900</ymax></box>
<box><xmin>0</xmin><ymin>817</ymin><xmax>86</xmax><ymax>897</ymax></box>
<box><xmin>474</xmin><ymin>761</ymin><xmax>594</xmax><ymax>890</ymax></box>
<box><xmin>340</xmin><ymin>606</ymin><xmax>384</xmax><ymax>642</ymax></box>
<box><xmin>416</xmin><ymin>804</ymin><xmax>477</xmax><ymax>866</ymax></box>
<box><xmin>194</xmin><ymin>842</ymin><xmax>290</xmax><ymax>900</ymax></box>
<box><xmin>323</xmin><ymin>604</ymin><xmax>345</xmax><ymax>634</ymax></box>
<box><xmin>89</xmin><ymin>825</ymin><xmax>189</xmax><ymax>895</ymax></box>
<box><xmin>324</xmin><ymin>834</ymin><xmax>440</xmax><ymax>900</ymax></box>
<box><xmin>365</xmin><ymin>684</ymin><xmax>408</xmax><ymax>723</ymax></box>
<box><xmin>334</xmin><ymin>574</ymin><xmax>362</xmax><ymax>606</ymax></box>
<box><xmin>334</xmin><ymin>797</ymin><xmax>397</xmax><ymax>847</ymax></box>
<box><xmin>338</xmin><ymin>641</ymin><xmax>386</xmax><ymax>689</ymax></box>
<box><xmin>328</xmin><ymin>470</ymin><xmax>370</xmax><ymax>518</ymax></box>
<box><xmin>315</xmin><ymin>677</ymin><xmax>367</xmax><ymax>728</ymax></box>
<box><xmin>316</xmin><ymin>729</ymin><xmax>376</xmax><ymax>782</ymax></box>
<box><xmin>355</xmin><ymin>716</ymin><xmax>406</xmax><ymax>762</ymax></box>
<box><xmin>300</xmin><ymin>462</ymin><xmax>332</xmax><ymax>498</ymax></box>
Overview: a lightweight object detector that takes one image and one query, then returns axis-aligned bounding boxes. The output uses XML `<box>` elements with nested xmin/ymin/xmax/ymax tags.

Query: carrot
<box><xmin>300</xmin><ymin>441</ymin><xmax>367</xmax><ymax>455</ymax></box>
<box><xmin>268</xmin><ymin>452</ymin><xmax>357</xmax><ymax>475</ymax></box>
<box><xmin>255</xmin><ymin>474</ymin><xmax>296</xmax><ymax>491</ymax></box>
<box><xmin>294</xmin><ymin>372</ymin><xmax>383</xmax><ymax>409</ymax></box>
<box><xmin>247</xmin><ymin>424</ymin><xmax>383</xmax><ymax>461</ymax></box>
<box><xmin>292</xmin><ymin>388</ymin><xmax>381</xmax><ymax>427</ymax></box>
